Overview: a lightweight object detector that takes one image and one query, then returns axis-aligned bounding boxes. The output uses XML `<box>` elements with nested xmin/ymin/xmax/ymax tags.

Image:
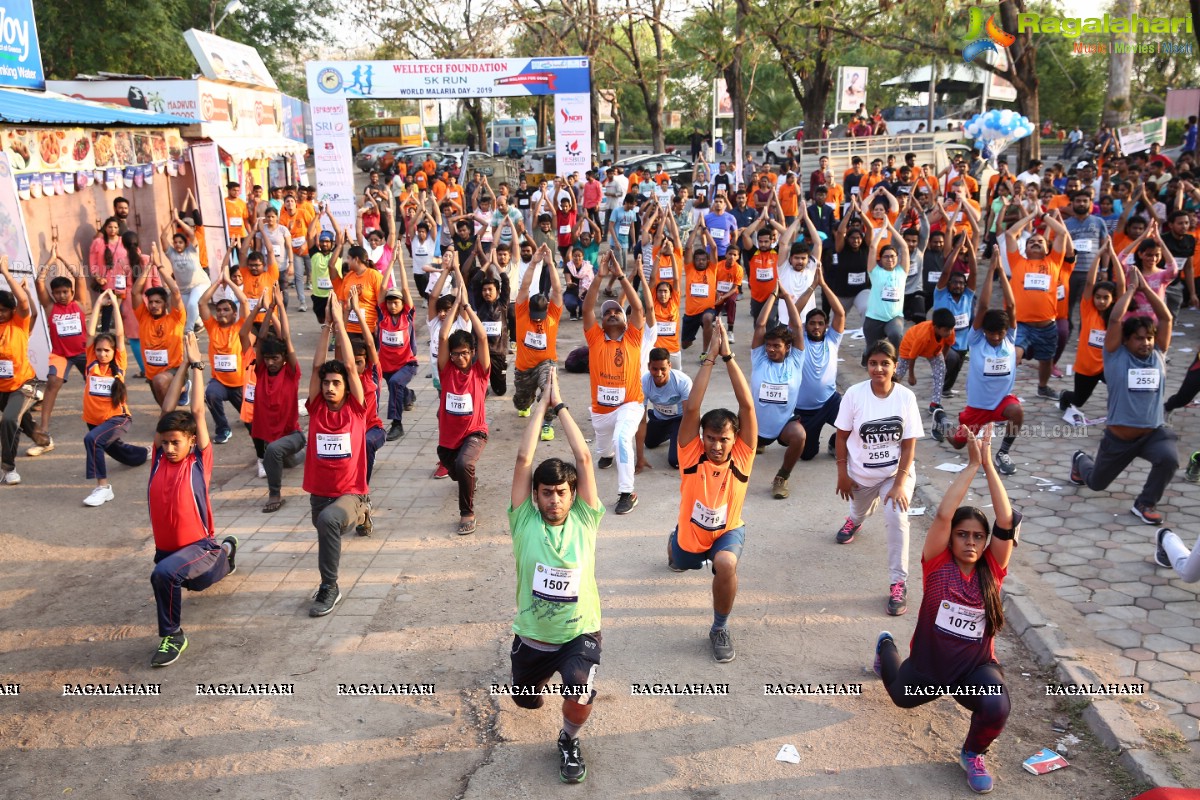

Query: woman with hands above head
<box><xmin>873</xmin><ymin>426</ymin><xmax>1018</xmax><ymax>795</ymax></box>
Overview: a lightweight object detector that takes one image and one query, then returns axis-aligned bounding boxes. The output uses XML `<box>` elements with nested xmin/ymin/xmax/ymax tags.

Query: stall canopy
<box><xmin>205</xmin><ymin>133</ymin><xmax>307</xmax><ymax>162</ymax></box>
<box><xmin>0</xmin><ymin>87</ymin><xmax>198</xmax><ymax>126</ymax></box>
<box><xmin>881</xmin><ymin>64</ymin><xmax>987</xmax><ymax>94</ymax></box>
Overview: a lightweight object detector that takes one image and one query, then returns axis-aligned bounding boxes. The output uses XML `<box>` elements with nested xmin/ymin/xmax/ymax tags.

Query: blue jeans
<box><xmin>292</xmin><ymin>254</ymin><xmax>310</xmax><ymax>303</ymax></box>
<box><xmin>180</xmin><ymin>285</ymin><xmax>207</xmax><ymax>333</ymax></box>
<box><xmin>204</xmin><ymin>379</ymin><xmax>244</xmax><ymax>436</ymax></box>
<box><xmin>365</xmin><ymin>425</ymin><xmax>386</xmax><ymax>483</ymax></box>
<box><xmin>669</xmin><ymin>525</ymin><xmax>746</xmax><ymax>570</ymax></box>
<box><xmin>151</xmin><ymin>538</ymin><xmax>229</xmax><ymax>636</ymax></box>
<box><xmin>384</xmin><ymin>362</ymin><xmax>418</xmax><ymax>423</ymax></box>
<box><xmin>84</xmin><ymin>416</ymin><xmax>147</xmax><ymax>479</ymax></box>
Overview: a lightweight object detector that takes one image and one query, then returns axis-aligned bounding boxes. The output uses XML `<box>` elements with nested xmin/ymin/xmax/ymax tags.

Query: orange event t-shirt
<box><xmin>899</xmin><ymin>320</ymin><xmax>956</xmax><ymax>361</ymax></box>
<box><xmin>332</xmin><ymin>266</ymin><xmax>384</xmax><ymax>335</ymax></box>
<box><xmin>134</xmin><ymin>305</ymin><xmax>186</xmax><ymax>379</ymax></box>
<box><xmin>204</xmin><ymin>317</ymin><xmax>246</xmax><ymax>388</ymax></box>
<box><xmin>675</xmin><ymin>436</ymin><xmax>755</xmax><ymax>553</ymax></box>
<box><xmin>1008</xmin><ymin>247</ymin><xmax>1064</xmax><ymax>324</ymax></box>
<box><xmin>653</xmin><ymin>294</ymin><xmax>681</xmax><ymax>353</ymax></box>
<box><xmin>748</xmin><ymin>249</ymin><xmax>778</xmax><ymax>302</ymax></box>
<box><xmin>585</xmin><ymin>323</ymin><xmax>644</xmax><ymax>414</ymax></box>
<box><xmin>514</xmin><ymin>300</ymin><xmax>561</xmax><ymax>371</ymax></box>
<box><xmin>82</xmin><ymin>344</ymin><xmax>129</xmax><ymax>426</ymax></box>
<box><xmin>1075</xmin><ymin>299</ymin><xmax>1106</xmax><ymax>375</ymax></box>
<box><xmin>684</xmin><ymin>262</ymin><xmax>717</xmax><ymax>317</ymax></box>
<box><xmin>0</xmin><ymin>314</ymin><xmax>35</xmax><ymax>393</ymax></box>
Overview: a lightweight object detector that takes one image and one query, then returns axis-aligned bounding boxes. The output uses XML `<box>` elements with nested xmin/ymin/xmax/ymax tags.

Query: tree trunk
<box><xmin>1103</xmin><ymin>0</ymin><xmax>1138</xmax><ymax>126</ymax></box>
<box><xmin>652</xmin><ymin>14</ymin><xmax>668</xmax><ymax>152</ymax></box>
<box><xmin>799</xmin><ymin>25</ymin><xmax>833</xmax><ymax>137</ymax></box>
<box><xmin>997</xmin><ymin>0</ymin><xmax>1040</xmax><ymax>166</ymax></box>
<box><xmin>536</xmin><ymin>96</ymin><xmax>548</xmax><ymax>148</ymax></box>
<box><xmin>463</xmin><ymin>100</ymin><xmax>486</xmax><ymax>152</ymax></box>
<box><xmin>725</xmin><ymin>0</ymin><xmax>749</xmax><ymax>167</ymax></box>
<box><xmin>612</xmin><ymin>107</ymin><xmax>622</xmax><ymax>161</ymax></box>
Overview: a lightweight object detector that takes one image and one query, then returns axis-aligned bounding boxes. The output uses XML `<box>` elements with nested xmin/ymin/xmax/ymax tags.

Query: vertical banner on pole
<box><xmin>734</xmin><ymin>128</ymin><xmax>744</xmax><ymax>188</ymax></box>
<box><xmin>0</xmin><ymin>153</ymin><xmax>50</xmax><ymax>378</ymax></box>
<box><xmin>189</xmin><ymin>142</ymin><xmax>230</xmax><ymax>278</ymax></box>
<box><xmin>554</xmin><ymin>93</ymin><xmax>592</xmax><ymax>178</ymax></box>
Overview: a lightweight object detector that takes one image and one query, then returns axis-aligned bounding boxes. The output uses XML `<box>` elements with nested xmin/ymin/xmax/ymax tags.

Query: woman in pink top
<box><xmin>1119</xmin><ymin>221</ymin><xmax>1175</xmax><ymax>322</ymax></box>
<box><xmin>88</xmin><ymin>217</ymin><xmax>128</xmax><ymax>332</ymax></box>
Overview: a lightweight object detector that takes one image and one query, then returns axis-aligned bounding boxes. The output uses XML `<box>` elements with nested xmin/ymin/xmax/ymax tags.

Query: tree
<box><xmin>608</xmin><ymin>0</ymin><xmax>671</xmax><ymax>152</ymax></box>
<box><xmin>1104</xmin><ymin>0</ymin><xmax>1138</xmax><ymax>126</ymax></box>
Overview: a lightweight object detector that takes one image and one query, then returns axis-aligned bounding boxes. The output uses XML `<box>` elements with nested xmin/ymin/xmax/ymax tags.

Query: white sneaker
<box><xmin>727</xmin><ymin>331</ymin><xmax>736</xmax><ymax>344</ymax></box>
<box><xmin>256</xmin><ymin>459</ymin><xmax>267</xmax><ymax>479</ymax></box>
<box><xmin>299</xmin><ymin>303</ymin><xmax>307</xmax><ymax>312</ymax></box>
<box><xmin>1</xmin><ymin>470</ymin><xmax>20</xmax><ymax>485</ymax></box>
<box><xmin>83</xmin><ymin>484</ymin><xmax>115</xmax><ymax>507</ymax></box>
<box><xmin>26</xmin><ymin>437</ymin><xmax>55</xmax><ymax>457</ymax></box>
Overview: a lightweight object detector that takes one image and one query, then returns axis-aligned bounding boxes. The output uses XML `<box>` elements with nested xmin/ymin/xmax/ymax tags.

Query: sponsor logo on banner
<box><xmin>317</xmin><ymin>68</ymin><xmax>344</xmax><ymax>93</ymax></box>
<box><xmin>555</xmin><ymin>94</ymin><xmax>591</xmax><ymax>175</ymax></box>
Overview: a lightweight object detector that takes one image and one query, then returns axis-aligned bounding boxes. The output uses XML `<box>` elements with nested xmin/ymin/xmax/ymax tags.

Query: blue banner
<box><xmin>0</xmin><ymin>0</ymin><xmax>44</xmax><ymax>90</ymax></box>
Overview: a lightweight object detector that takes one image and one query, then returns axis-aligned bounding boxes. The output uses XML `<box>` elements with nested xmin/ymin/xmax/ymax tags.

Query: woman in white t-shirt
<box><xmin>834</xmin><ymin>339</ymin><xmax>925</xmax><ymax>617</ymax></box>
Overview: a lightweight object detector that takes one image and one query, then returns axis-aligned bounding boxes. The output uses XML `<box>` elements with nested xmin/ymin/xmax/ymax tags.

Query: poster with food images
<box><xmin>1</xmin><ymin>126</ymin><xmax>181</xmax><ymax>199</ymax></box>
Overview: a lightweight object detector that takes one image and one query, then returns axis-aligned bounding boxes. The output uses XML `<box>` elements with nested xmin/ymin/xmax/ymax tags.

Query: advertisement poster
<box><xmin>0</xmin><ymin>152</ymin><xmax>50</xmax><ymax>375</ymax></box>
<box><xmin>554</xmin><ymin>93</ymin><xmax>592</xmax><ymax>178</ymax></box>
<box><xmin>0</xmin><ymin>0</ymin><xmax>45</xmax><ymax>90</ymax></box>
<box><xmin>837</xmin><ymin>67</ymin><xmax>868</xmax><ymax>114</ymax></box>
<box><xmin>714</xmin><ymin>79</ymin><xmax>733</xmax><ymax>119</ymax></box>
<box><xmin>189</xmin><ymin>142</ymin><xmax>229</xmax><ymax>279</ymax></box>
<box><xmin>183</xmin><ymin>29</ymin><xmax>277</xmax><ymax>90</ymax></box>
<box><xmin>1</xmin><ymin>126</ymin><xmax>180</xmax><ymax>199</ymax></box>
<box><xmin>1117</xmin><ymin>117</ymin><xmax>1168</xmax><ymax>154</ymax></box>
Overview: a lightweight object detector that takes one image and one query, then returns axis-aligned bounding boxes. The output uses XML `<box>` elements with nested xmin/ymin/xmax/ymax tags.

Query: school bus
<box><xmin>353</xmin><ymin>116</ymin><xmax>424</xmax><ymax>151</ymax></box>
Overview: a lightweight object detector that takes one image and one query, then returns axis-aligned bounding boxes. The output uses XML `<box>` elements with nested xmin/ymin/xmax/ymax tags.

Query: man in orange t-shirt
<box><xmin>582</xmin><ymin>253</ymin><xmax>645</xmax><ymax>515</ymax></box>
<box><xmin>199</xmin><ymin>274</ymin><xmax>250</xmax><ymax>442</ymax></box>
<box><xmin>778</xmin><ymin>173</ymin><xmax>801</xmax><ymax>224</ymax></box>
<box><xmin>512</xmin><ymin>244</ymin><xmax>564</xmax><ymax>440</ymax></box>
<box><xmin>668</xmin><ymin>319</ymin><xmax>755</xmax><ymax>663</ymax></box>
<box><xmin>133</xmin><ymin>258</ymin><xmax>187</xmax><ymax>407</ymax></box>
<box><xmin>1006</xmin><ymin>207</ymin><xmax>1070</xmax><ymax>399</ymax></box>
<box><xmin>0</xmin><ymin>254</ymin><xmax>39</xmax><ymax>482</ymax></box>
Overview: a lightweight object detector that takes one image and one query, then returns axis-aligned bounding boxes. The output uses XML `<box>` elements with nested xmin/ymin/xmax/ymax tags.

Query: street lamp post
<box><xmin>211</xmin><ymin>0</ymin><xmax>245</xmax><ymax>33</ymax></box>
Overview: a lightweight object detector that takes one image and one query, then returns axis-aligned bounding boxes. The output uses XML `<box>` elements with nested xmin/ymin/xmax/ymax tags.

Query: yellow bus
<box><xmin>353</xmin><ymin>116</ymin><xmax>423</xmax><ymax>150</ymax></box>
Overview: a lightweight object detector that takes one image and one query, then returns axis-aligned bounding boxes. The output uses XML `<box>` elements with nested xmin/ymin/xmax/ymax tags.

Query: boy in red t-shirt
<box><xmin>148</xmin><ymin>332</ymin><xmax>237</xmax><ymax>667</ymax></box>
<box><xmin>30</xmin><ymin>249</ymin><xmax>90</xmax><ymax>455</ymax></box>
<box><xmin>377</xmin><ymin>260</ymin><xmax>420</xmax><ymax>442</ymax></box>
<box><xmin>305</xmin><ymin>297</ymin><xmax>370</xmax><ymax>617</ymax></box>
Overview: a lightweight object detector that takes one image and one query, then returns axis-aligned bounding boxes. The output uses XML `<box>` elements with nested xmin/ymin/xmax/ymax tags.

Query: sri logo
<box><xmin>962</xmin><ymin>7</ymin><xmax>1016</xmax><ymax>62</ymax></box>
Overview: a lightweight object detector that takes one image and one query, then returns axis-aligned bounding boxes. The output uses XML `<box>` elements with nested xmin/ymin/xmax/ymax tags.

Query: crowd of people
<box><xmin>5</xmin><ymin>135</ymin><xmax>1200</xmax><ymax>791</ymax></box>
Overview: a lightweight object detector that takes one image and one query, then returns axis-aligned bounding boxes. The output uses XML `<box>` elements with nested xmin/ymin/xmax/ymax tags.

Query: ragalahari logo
<box><xmin>962</xmin><ymin>7</ymin><xmax>1016</xmax><ymax>62</ymax></box>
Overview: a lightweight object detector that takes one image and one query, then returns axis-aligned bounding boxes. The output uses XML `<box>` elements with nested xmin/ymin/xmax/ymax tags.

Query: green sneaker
<box><xmin>151</xmin><ymin>632</ymin><xmax>188</xmax><ymax>667</ymax></box>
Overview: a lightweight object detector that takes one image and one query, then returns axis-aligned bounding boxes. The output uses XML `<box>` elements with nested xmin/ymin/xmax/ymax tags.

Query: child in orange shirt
<box><xmin>896</xmin><ymin>308</ymin><xmax>957</xmax><ymax>412</ymax></box>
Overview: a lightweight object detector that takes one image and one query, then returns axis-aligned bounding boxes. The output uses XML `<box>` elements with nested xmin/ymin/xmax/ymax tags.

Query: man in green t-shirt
<box><xmin>508</xmin><ymin>367</ymin><xmax>603</xmax><ymax>784</ymax></box>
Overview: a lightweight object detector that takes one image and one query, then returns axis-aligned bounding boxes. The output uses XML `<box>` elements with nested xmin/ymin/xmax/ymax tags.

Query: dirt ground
<box><xmin>0</xmin><ymin>293</ymin><xmax>1175</xmax><ymax>800</ymax></box>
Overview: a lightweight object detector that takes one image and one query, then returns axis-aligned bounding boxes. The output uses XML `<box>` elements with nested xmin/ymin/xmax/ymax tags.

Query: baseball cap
<box><xmin>529</xmin><ymin>293</ymin><xmax>549</xmax><ymax>321</ymax></box>
<box><xmin>384</xmin><ymin>287</ymin><xmax>403</xmax><ymax>300</ymax></box>
<box><xmin>318</xmin><ymin>230</ymin><xmax>335</xmax><ymax>242</ymax></box>
<box><xmin>600</xmin><ymin>299</ymin><xmax>622</xmax><ymax>316</ymax></box>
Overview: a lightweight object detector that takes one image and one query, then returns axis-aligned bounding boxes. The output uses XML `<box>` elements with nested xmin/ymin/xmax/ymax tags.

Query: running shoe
<box><xmin>827</xmin><ymin>434</ymin><xmax>836</xmax><ymax>456</ymax></box>
<box><xmin>223</xmin><ymin>535</ymin><xmax>239</xmax><ymax>575</ymax></box>
<box><xmin>1051</xmin><ymin>365</ymin><xmax>1064</xmax><ymax>379</ymax></box>
<box><xmin>993</xmin><ymin>450</ymin><xmax>1016</xmax><ymax>476</ymax></box>
<box><xmin>309</xmin><ymin>583</ymin><xmax>342</xmax><ymax>617</ymax></box>
<box><xmin>615</xmin><ymin>492</ymin><xmax>638</xmax><ymax>515</ymax></box>
<box><xmin>836</xmin><ymin>517</ymin><xmax>861</xmax><ymax>544</ymax></box>
<box><xmin>151</xmin><ymin>632</ymin><xmax>188</xmax><ymax>667</ymax></box>
<box><xmin>710</xmin><ymin>627</ymin><xmax>735</xmax><ymax>662</ymax></box>
<box><xmin>386</xmin><ymin>421</ymin><xmax>405</xmax><ymax>441</ymax></box>
<box><xmin>597</xmin><ymin>456</ymin><xmax>614</xmax><ymax>470</ymax></box>
<box><xmin>299</xmin><ymin>303</ymin><xmax>307</xmax><ymax>312</ymax></box>
<box><xmin>1132</xmin><ymin>501</ymin><xmax>1164</xmax><ymax>525</ymax></box>
<box><xmin>887</xmin><ymin>582</ymin><xmax>908</xmax><ymax>616</ymax></box>
<box><xmin>557</xmin><ymin>731</ymin><xmax>587</xmax><ymax>784</ymax></box>
<box><xmin>213</xmin><ymin>429</ymin><xmax>233</xmax><ymax>445</ymax></box>
<box><xmin>1069</xmin><ymin>450</ymin><xmax>1086</xmax><ymax>486</ymax></box>
<box><xmin>517</xmin><ymin>407</ymin><xmax>531</xmax><ymax>418</ymax></box>
<box><xmin>83</xmin><ymin>484</ymin><xmax>114</xmax><ymax>507</ymax></box>
<box><xmin>873</xmin><ymin>631</ymin><xmax>894</xmax><ymax>678</ymax></box>
<box><xmin>727</xmin><ymin>331</ymin><xmax>736</xmax><ymax>344</ymax></box>
<box><xmin>931</xmin><ymin>408</ymin><xmax>947</xmax><ymax>443</ymax></box>
<box><xmin>256</xmin><ymin>459</ymin><xmax>267</xmax><ymax>479</ymax></box>
<box><xmin>1155</xmin><ymin>528</ymin><xmax>1173</xmax><ymax>569</ymax></box>
<box><xmin>25</xmin><ymin>437</ymin><xmax>55</xmax><ymax>457</ymax></box>
<box><xmin>1036</xmin><ymin>385</ymin><xmax>1060</xmax><ymax>401</ymax></box>
<box><xmin>960</xmin><ymin>749</ymin><xmax>994</xmax><ymax>793</ymax></box>
<box><xmin>541</xmin><ymin>424</ymin><xmax>555</xmax><ymax>441</ymax></box>
<box><xmin>1</xmin><ymin>470</ymin><xmax>21</xmax><ymax>485</ymax></box>
<box><xmin>433</xmin><ymin>463</ymin><xmax>449</xmax><ymax>479</ymax></box>
<box><xmin>772</xmin><ymin>475</ymin><xmax>789</xmax><ymax>499</ymax></box>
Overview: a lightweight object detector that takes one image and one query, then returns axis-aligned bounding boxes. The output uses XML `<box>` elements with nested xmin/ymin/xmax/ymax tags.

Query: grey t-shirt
<box><xmin>1102</xmin><ymin>345</ymin><xmax>1165</xmax><ymax>428</ymax></box>
<box><xmin>1064</xmin><ymin>214</ymin><xmax>1108</xmax><ymax>274</ymax></box>
<box><xmin>167</xmin><ymin>245</ymin><xmax>208</xmax><ymax>293</ymax></box>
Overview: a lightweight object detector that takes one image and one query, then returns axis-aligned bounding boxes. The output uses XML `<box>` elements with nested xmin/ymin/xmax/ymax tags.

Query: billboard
<box><xmin>837</xmin><ymin>67</ymin><xmax>868</xmax><ymax>114</ymax></box>
<box><xmin>308</xmin><ymin>57</ymin><xmax>591</xmax><ymax>100</ymax></box>
<box><xmin>183</xmin><ymin>29</ymin><xmax>277</xmax><ymax>90</ymax></box>
<box><xmin>0</xmin><ymin>0</ymin><xmax>45</xmax><ymax>90</ymax></box>
<box><xmin>555</xmin><ymin>94</ymin><xmax>591</xmax><ymax>177</ymax></box>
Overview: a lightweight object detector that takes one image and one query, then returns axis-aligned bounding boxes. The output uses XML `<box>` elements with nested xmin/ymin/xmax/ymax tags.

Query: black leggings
<box><xmin>1059</xmin><ymin>371</ymin><xmax>1105</xmax><ymax>412</ymax></box>
<box><xmin>878</xmin><ymin>638</ymin><xmax>1010</xmax><ymax>754</ymax></box>
<box><xmin>1165</xmin><ymin>351</ymin><xmax>1200</xmax><ymax>412</ymax></box>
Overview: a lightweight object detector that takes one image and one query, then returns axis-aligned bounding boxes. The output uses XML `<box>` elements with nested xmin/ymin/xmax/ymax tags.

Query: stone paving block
<box><xmin>1152</xmin><ymin>584</ymin><xmax>1199</xmax><ymax>602</ymax></box>
<box><xmin>1142</xmin><ymin>634</ymin><xmax>1192</xmax><ymax>653</ymax></box>
<box><xmin>1130</xmin><ymin>622</ymin><xmax>1161</xmax><ymax>635</ymax></box>
<box><xmin>1159</xmin><ymin>650</ymin><xmax>1200</xmax><ymax>673</ymax></box>
<box><xmin>1124</xmin><ymin>648</ymin><xmax>1156</xmax><ymax>661</ymax></box>
<box><xmin>1041</xmin><ymin>571</ymin><xmax>1083</xmax><ymax>589</ymax></box>
<box><xmin>1148</xmin><ymin>609</ymin><xmax>1194</xmax><ymax>628</ymax></box>
<box><xmin>1155</xmin><ymin>680</ymin><xmax>1200</xmax><ymax>705</ymax></box>
<box><xmin>1048</xmin><ymin>552</ymin><xmax>1088</xmax><ymax>568</ymax></box>
<box><xmin>1134</xmin><ymin>597</ymin><xmax>1166</xmax><ymax>610</ymax></box>
<box><xmin>1003</xmin><ymin>594</ymin><xmax>1048</xmax><ymax>636</ymax></box>
<box><xmin>1136</xmin><ymin>659</ymin><xmax>1187</xmax><ymax>682</ymax></box>
<box><xmin>1164</xmin><ymin>600</ymin><xmax>1200</xmax><ymax>617</ymax></box>
<box><xmin>1099</xmin><ymin>604</ymin><xmax>1147</xmax><ymax>623</ymax></box>
<box><xmin>1111</xmin><ymin>581</ymin><xmax>1153</xmax><ymax>598</ymax></box>
<box><xmin>1095</xmin><ymin>627</ymin><xmax>1142</xmax><ymax>649</ymax></box>
<box><xmin>1160</xmin><ymin>626</ymin><xmax>1200</xmax><ymax>645</ymax></box>
<box><xmin>1167</xmin><ymin>714</ymin><xmax>1200</xmax><ymax>743</ymax></box>
<box><xmin>1090</xmin><ymin>589</ymin><xmax>1134</xmax><ymax>606</ymax></box>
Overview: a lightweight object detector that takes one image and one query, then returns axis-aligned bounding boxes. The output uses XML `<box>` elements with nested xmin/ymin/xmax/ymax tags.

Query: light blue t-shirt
<box><xmin>610</xmin><ymin>206</ymin><xmax>637</xmax><ymax>246</ymax></box>
<box><xmin>794</xmin><ymin>328</ymin><xmax>842</xmax><ymax>411</ymax></box>
<box><xmin>1064</xmin><ymin>214</ymin><xmax>1109</xmax><ymax>274</ymax></box>
<box><xmin>751</xmin><ymin>344</ymin><xmax>805</xmax><ymax>439</ymax></box>
<box><xmin>642</xmin><ymin>369</ymin><xmax>693</xmax><ymax>420</ymax></box>
<box><xmin>703</xmin><ymin>211</ymin><xmax>739</xmax><ymax>256</ymax></box>
<box><xmin>932</xmin><ymin>287</ymin><xmax>977</xmax><ymax>353</ymax></box>
<box><xmin>966</xmin><ymin>327</ymin><xmax>1016</xmax><ymax>411</ymax></box>
<box><xmin>1103</xmin><ymin>345</ymin><xmax>1166</xmax><ymax>428</ymax></box>
<box><xmin>865</xmin><ymin>265</ymin><xmax>906</xmax><ymax>322</ymax></box>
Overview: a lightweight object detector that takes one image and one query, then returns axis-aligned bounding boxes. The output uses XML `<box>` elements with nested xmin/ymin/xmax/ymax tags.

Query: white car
<box><xmin>763</xmin><ymin>126</ymin><xmax>804</xmax><ymax>164</ymax></box>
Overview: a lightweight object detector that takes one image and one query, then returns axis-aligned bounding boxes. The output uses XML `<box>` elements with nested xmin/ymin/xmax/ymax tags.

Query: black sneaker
<box><xmin>1132</xmin><ymin>501</ymin><xmax>1164</xmax><ymax>526</ymax></box>
<box><xmin>1037</xmin><ymin>385</ymin><xmax>1061</xmax><ymax>401</ymax></box>
<box><xmin>222</xmin><ymin>535</ymin><xmax>239</xmax><ymax>575</ymax></box>
<box><xmin>887</xmin><ymin>582</ymin><xmax>908</xmax><ymax>616</ymax></box>
<box><xmin>827</xmin><ymin>433</ymin><xmax>836</xmax><ymax>457</ymax></box>
<box><xmin>1155</xmin><ymin>528</ymin><xmax>1174</xmax><ymax>569</ymax></box>
<box><xmin>710</xmin><ymin>627</ymin><xmax>736</xmax><ymax>662</ymax></box>
<box><xmin>310</xmin><ymin>583</ymin><xmax>342</xmax><ymax>617</ymax></box>
<box><xmin>151</xmin><ymin>632</ymin><xmax>188</xmax><ymax>667</ymax></box>
<box><xmin>993</xmin><ymin>450</ymin><xmax>1016</xmax><ymax>476</ymax></box>
<box><xmin>873</xmin><ymin>631</ymin><xmax>893</xmax><ymax>678</ymax></box>
<box><xmin>1069</xmin><ymin>450</ymin><xmax>1086</xmax><ymax>486</ymax></box>
<box><xmin>836</xmin><ymin>517</ymin><xmax>861</xmax><ymax>544</ymax></box>
<box><xmin>598</xmin><ymin>456</ymin><xmax>614</xmax><ymax>470</ymax></box>
<box><xmin>615</xmin><ymin>492</ymin><xmax>638</xmax><ymax>515</ymax></box>
<box><xmin>557</xmin><ymin>731</ymin><xmax>587</xmax><ymax>783</ymax></box>
<box><xmin>931</xmin><ymin>408</ymin><xmax>947</xmax><ymax>443</ymax></box>
<box><xmin>386</xmin><ymin>421</ymin><xmax>405</xmax><ymax>441</ymax></box>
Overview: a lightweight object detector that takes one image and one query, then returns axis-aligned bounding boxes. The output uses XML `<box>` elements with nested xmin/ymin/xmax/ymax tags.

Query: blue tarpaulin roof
<box><xmin>0</xmin><ymin>88</ymin><xmax>200</xmax><ymax>126</ymax></box>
